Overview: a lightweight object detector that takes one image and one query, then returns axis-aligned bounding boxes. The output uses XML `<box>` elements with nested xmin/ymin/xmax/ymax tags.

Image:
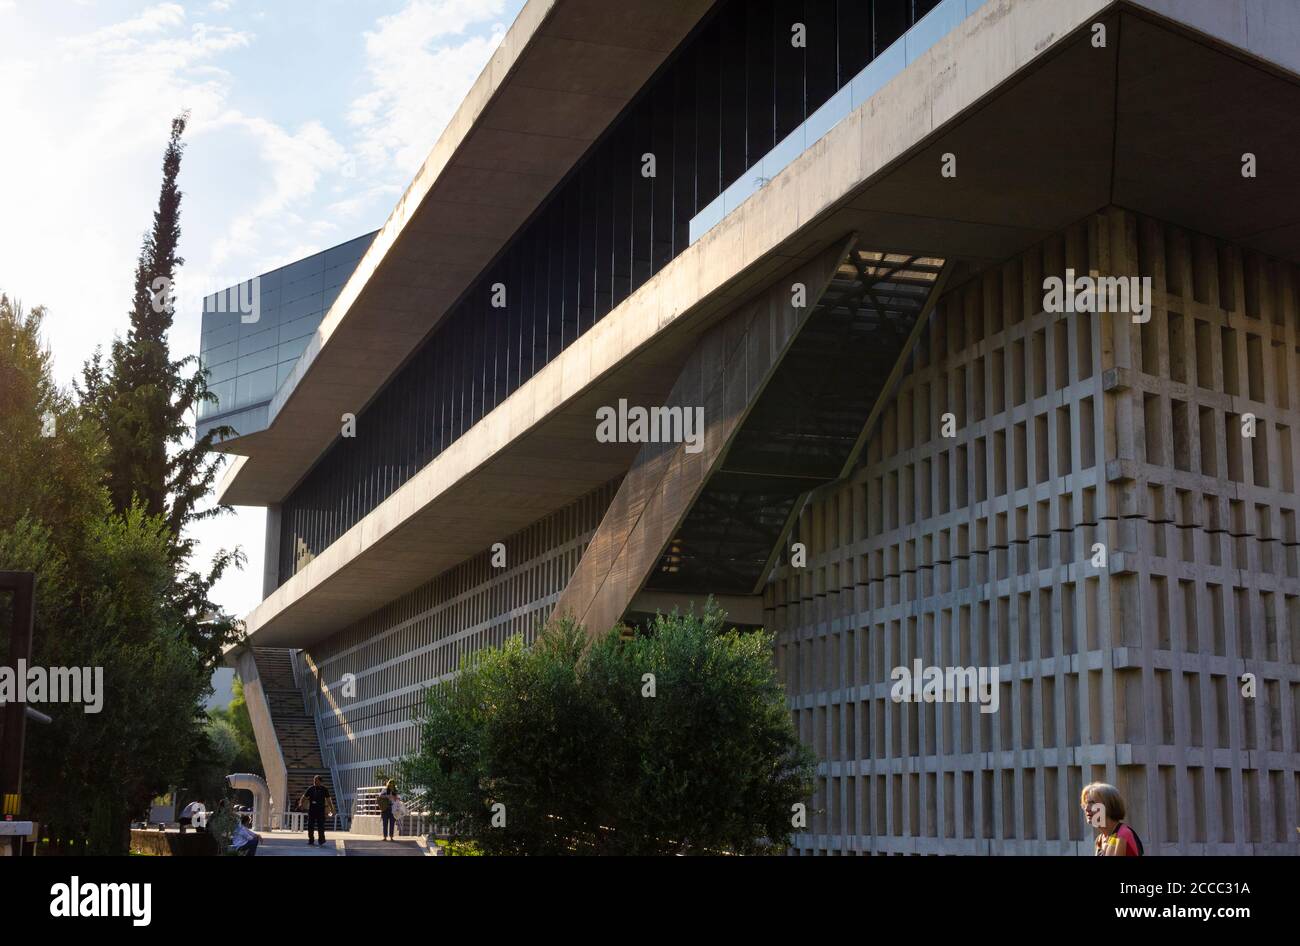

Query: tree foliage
<box><xmin>0</xmin><ymin>115</ymin><xmax>247</xmax><ymax>854</ymax></box>
<box><xmin>199</xmin><ymin>676</ymin><xmax>262</xmax><ymax>789</ymax></box>
<box><xmin>399</xmin><ymin>604</ymin><xmax>815</xmax><ymax>855</ymax></box>
<box><xmin>77</xmin><ymin>112</ymin><xmax>241</xmax><ymax>669</ymax></box>
<box><xmin>0</xmin><ymin>307</ymin><xmax>211</xmax><ymax>852</ymax></box>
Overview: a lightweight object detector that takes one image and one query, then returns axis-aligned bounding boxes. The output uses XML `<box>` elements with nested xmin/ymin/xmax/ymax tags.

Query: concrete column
<box><xmin>262</xmin><ymin>505</ymin><xmax>281</xmax><ymax>600</ymax></box>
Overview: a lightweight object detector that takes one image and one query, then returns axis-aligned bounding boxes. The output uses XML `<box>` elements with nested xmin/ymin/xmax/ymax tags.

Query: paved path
<box><xmin>343</xmin><ymin>839</ymin><xmax>425</xmax><ymax>857</ymax></box>
<box><xmin>255</xmin><ymin>830</ymin><xmax>436</xmax><ymax>857</ymax></box>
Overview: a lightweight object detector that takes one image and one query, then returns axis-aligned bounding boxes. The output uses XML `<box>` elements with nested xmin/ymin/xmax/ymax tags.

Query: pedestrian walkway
<box><xmin>256</xmin><ymin>831</ymin><xmax>340</xmax><ymax>857</ymax></box>
<box><xmin>343</xmin><ymin>839</ymin><xmax>425</xmax><ymax>857</ymax></box>
<box><xmin>254</xmin><ymin>830</ymin><xmax>437</xmax><ymax>857</ymax></box>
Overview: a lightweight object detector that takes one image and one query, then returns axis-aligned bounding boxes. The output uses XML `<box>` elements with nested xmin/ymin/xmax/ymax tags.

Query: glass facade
<box><xmin>197</xmin><ymin>232</ymin><xmax>376</xmax><ymax>442</ymax></box>
<box><xmin>278</xmin><ymin>0</ymin><xmax>959</xmax><ymax>587</ymax></box>
<box><xmin>691</xmin><ymin>0</ymin><xmax>986</xmax><ymax>242</ymax></box>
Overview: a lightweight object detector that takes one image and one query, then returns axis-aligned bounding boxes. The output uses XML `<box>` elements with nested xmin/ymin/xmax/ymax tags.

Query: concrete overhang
<box><xmin>240</xmin><ymin>0</ymin><xmax>1300</xmax><ymax>647</ymax></box>
<box><xmin>214</xmin><ymin>0</ymin><xmax>716</xmax><ymax>506</ymax></box>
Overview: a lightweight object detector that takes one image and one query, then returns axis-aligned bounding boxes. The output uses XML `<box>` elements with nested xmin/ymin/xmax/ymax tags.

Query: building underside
<box><xmin>220</xmin><ymin>0</ymin><xmax>1300</xmax><ymax>854</ymax></box>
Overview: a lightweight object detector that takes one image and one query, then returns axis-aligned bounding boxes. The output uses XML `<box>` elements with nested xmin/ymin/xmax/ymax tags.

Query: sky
<box><xmin>0</xmin><ymin>0</ymin><xmax>527</xmax><ymax>627</ymax></box>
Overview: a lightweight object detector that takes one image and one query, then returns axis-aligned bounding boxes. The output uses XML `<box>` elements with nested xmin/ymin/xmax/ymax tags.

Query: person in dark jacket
<box><xmin>298</xmin><ymin>775</ymin><xmax>334</xmax><ymax>846</ymax></box>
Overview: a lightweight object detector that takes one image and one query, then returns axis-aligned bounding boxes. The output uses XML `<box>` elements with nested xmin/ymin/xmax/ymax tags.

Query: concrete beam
<box><xmin>1129</xmin><ymin>0</ymin><xmax>1300</xmax><ymax>78</ymax></box>
<box><xmin>238</xmin><ymin>0</ymin><xmax>1300</xmax><ymax>646</ymax></box>
<box><xmin>215</xmin><ymin>0</ymin><xmax>714</xmax><ymax>505</ymax></box>
<box><xmin>553</xmin><ymin>238</ymin><xmax>855</xmax><ymax>638</ymax></box>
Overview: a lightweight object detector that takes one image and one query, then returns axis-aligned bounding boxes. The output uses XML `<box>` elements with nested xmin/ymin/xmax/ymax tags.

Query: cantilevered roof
<box><xmin>237</xmin><ymin>0</ymin><xmax>1300</xmax><ymax>646</ymax></box>
<box><xmin>216</xmin><ymin>0</ymin><xmax>716</xmax><ymax>507</ymax></box>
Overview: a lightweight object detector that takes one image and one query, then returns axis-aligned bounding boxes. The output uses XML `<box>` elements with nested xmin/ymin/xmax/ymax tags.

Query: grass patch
<box><xmin>434</xmin><ymin>838</ymin><xmax>482</xmax><ymax>856</ymax></box>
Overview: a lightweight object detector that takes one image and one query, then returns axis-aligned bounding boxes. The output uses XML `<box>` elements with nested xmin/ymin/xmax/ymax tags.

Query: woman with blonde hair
<box><xmin>1081</xmin><ymin>782</ymin><xmax>1144</xmax><ymax>856</ymax></box>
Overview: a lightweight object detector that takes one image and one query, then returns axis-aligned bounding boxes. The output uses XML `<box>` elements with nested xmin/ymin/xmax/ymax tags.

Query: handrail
<box><xmin>291</xmin><ymin>649</ymin><xmax>349</xmax><ymax>831</ymax></box>
<box><xmin>280</xmin><ymin>810</ymin><xmax>346</xmax><ymax>833</ymax></box>
<box><xmin>351</xmin><ymin>785</ymin><xmax>445</xmax><ymax>838</ymax></box>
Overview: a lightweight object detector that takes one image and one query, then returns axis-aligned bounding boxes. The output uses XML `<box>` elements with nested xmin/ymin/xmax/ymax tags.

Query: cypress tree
<box><xmin>80</xmin><ymin>112</ymin><xmax>242</xmax><ymax>667</ymax></box>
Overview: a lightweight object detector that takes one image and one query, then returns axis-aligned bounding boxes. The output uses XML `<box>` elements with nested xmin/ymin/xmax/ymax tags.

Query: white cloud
<box><xmin>0</xmin><ymin>1</ymin><xmax>521</xmax><ymax>621</ymax></box>
<box><xmin>63</xmin><ymin>2</ymin><xmax>187</xmax><ymax>53</ymax></box>
<box><xmin>201</xmin><ymin>115</ymin><xmax>348</xmax><ymax>269</ymax></box>
<box><xmin>0</xmin><ymin>4</ymin><xmax>354</xmax><ymax>619</ymax></box>
<box><xmin>0</xmin><ymin>8</ymin><xmax>258</xmax><ymax>385</ymax></box>
<box><xmin>349</xmin><ymin>0</ymin><xmax>509</xmax><ymax>179</ymax></box>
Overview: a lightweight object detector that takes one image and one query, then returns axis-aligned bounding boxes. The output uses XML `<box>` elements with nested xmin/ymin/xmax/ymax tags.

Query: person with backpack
<box><xmin>377</xmin><ymin>779</ymin><xmax>402</xmax><ymax>841</ymax></box>
<box><xmin>1081</xmin><ymin>782</ymin><xmax>1144</xmax><ymax>856</ymax></box>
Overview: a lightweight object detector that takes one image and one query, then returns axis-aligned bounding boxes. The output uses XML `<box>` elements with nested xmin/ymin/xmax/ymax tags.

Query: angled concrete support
<box><xmin>230</xmin><ymin>647</ymin><xmax>289</xmax><ymax>822</ymax></box>
<box><xmin>554</xmin><ymin>236</ymin><xmax>857</xmax><ymax>636</ymax></box>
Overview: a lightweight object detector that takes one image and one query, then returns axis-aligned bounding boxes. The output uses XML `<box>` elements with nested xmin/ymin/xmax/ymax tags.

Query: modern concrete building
<box><xmin>213</xmin><ymin>0</ymin><xmax>1300</xmax><ymax>854</ymax></box>
<box><xmin>197</xmin><ymin>232</ymin><xmax>375</xmax><ymax>443</ymax></box>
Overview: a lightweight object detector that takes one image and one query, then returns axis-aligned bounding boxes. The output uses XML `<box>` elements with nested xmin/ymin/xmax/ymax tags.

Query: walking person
<box><xmin>1081</xmin><ymin>782</ymin><xmax>1144</xmax><ymax>856</ymax></box>
<box><xmin>298</xmin><ymin>775</ymin><xmax>335</xmax><ymax>847</ymax></box>
<box><xmin>377</xmin><ymin>779</ymin><xmax>402</xmax><ymax>841</ymax></box>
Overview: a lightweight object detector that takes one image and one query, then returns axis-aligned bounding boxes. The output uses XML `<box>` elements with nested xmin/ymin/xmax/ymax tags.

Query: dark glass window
<box><xmin>875</xmin><ymin>0</ymin><xmax>911</xmax><ymax>55</ymax></box>
<box><xmin>277</xmin><ymin>0</ymin><xmax>946</xmax><ymax>586</ymax></box>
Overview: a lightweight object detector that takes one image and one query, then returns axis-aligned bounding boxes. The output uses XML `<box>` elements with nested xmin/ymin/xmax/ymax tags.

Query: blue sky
<box><xmin>0</xmin><ymin>0</ymin><xmax>526</xmax><ymax>623</ymax></box>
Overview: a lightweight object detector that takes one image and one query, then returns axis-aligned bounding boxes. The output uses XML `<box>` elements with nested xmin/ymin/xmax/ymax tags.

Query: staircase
<box><xmin>251</xmin><ymin>647</ymin><xmax>336</xmax><ymax>815</ymax></box>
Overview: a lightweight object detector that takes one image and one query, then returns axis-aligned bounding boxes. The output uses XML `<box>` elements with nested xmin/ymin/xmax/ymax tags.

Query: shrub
<box><xmin>400</xmin><ymin>603</ymin><xmax>814</xmax><ymax>855</ymax></box>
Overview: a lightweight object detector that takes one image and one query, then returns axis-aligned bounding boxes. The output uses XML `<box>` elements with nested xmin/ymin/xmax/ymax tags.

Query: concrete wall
<box><xmin>262</xmin><ymin>505</ymin><xmax>281</xmax><ymax>600</ymax></box>
<box><xmin>295</xmin><ymin>480</ymin><xmax>619</xmax><ymax>813</ymax></box>
<box><xmin>231</xmin><ymin>649</ymin><xmax>289</xmax><ymax>824</ymax></box>
<box><xmin>270</xmin><ymin>206</ymin><xmax>1299</xmax><ymax>853</ymax></box>
<box><xmin>769</xmin><ymin>207</ymin><xmax>1300</xmax><ymax>854</ymax></box>
<box><xmin>1130</xmin><ymin>0</ymin><xmax>1300</xmax><ymax>78</ymax></box>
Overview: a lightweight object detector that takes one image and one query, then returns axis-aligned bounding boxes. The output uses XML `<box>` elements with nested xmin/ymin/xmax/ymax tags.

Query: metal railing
<box><xmin>352</xmin><ymin>786</ymin><xmax>449</xmax><ymax>838</ymax></box>
<box><xmin>289</xmin><ymin>649</ymin><xmax>349</xmax><ymax>831</ymax></box>
<box><xmin>280</xmin><ymin>810</ymin><xmax>347</xmax><ymax>833</ymax></box>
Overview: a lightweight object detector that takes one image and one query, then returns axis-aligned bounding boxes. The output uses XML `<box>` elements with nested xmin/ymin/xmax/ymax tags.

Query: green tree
<box><xmin>78</xmin><ymin>112</ymin><xmax>242</xmax><ymax>669</ymax></box>
<box><xmin>0</xmin><ymin>299</ymin><xmax>105</xmax><ymax>541</ymax></box>
<box><xmin>0</xmin><ymin>402</ymin><xmax>210</xmax><ymax>852</ymax></box>
<box><xmin>184</xmin><ymin>717</ymin><xmax>239</xmax><ymax>808</ymax></box>
<box><xmin>209</xmin><ymin>677</ymin><xmax>261</xmax><ymax>775</ymax></box>
<box><xmin>400</xmin><ymin>604</ymin><xmax>815</xmax><ymax>855</ymax></box>
<box><xmin>0</xmin><ymin>295</ymin><xmax>224</xmax><ymax>855</ymax></box>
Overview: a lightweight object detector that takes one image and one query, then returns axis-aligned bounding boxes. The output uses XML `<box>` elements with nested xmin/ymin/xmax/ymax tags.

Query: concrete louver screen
<box><xmin>553</xmin><ymin>236</ymin><xmax>945</xmax><ymax>635</ymax></box>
